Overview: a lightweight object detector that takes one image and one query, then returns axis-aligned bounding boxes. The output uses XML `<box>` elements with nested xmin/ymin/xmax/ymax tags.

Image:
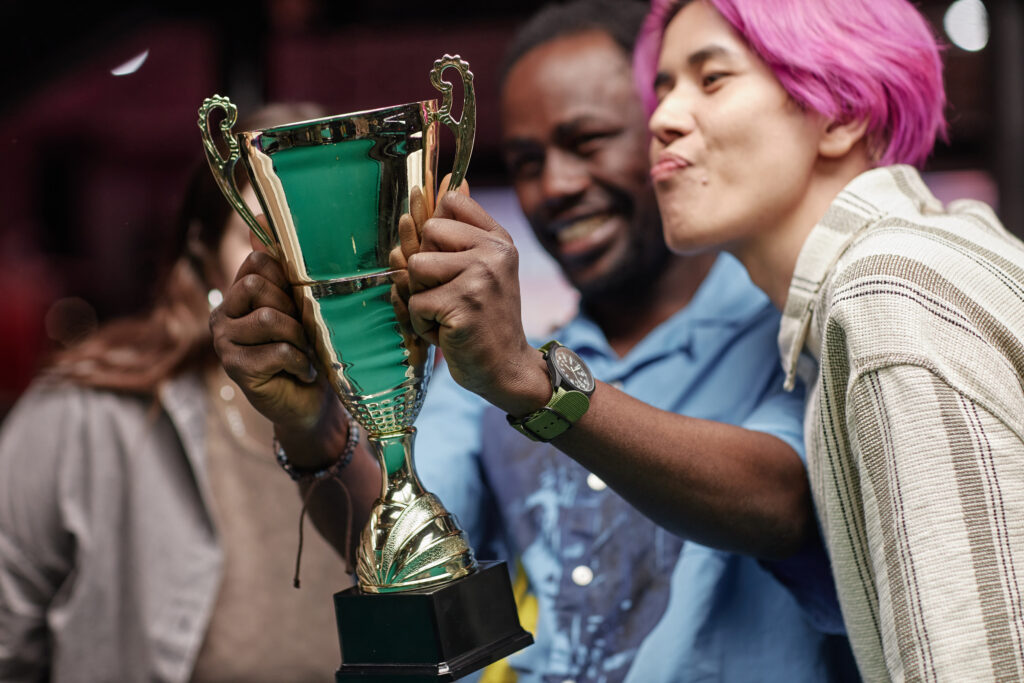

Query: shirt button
<box><xmin>610</xmin><ymin>380</ymin><xmax>624</xmax><ymax>390</ymax></box>
<box><xmin>571</xmin><ymin>565</ymin><xmax>594</xmax><ymax>586</ymax></box>
<box><xmin>586</xmin><ymin>473</ymin><xmax>607</xmax><ymax>491</ymax></box>
<box><xmin>562</xmin><ymin>679</ymin><xmax>576</xmax><ymax>683</ymax></box>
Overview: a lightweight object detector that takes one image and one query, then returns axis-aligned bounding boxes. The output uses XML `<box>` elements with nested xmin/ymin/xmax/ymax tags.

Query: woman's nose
<box><xmin>649</xmin><ymin>88</ymin><xmax>695</xmax><ymax>146</ymax></box>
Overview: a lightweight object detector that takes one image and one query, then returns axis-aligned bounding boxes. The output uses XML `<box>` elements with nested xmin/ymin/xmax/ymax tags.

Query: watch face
<box><xmin>552</xmin><ymin>346</ymin><xmax>595</xmax><ymax>393</ymax></box>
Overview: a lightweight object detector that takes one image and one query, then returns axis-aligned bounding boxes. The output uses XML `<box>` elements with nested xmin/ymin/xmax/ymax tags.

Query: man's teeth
<box><xmin>557</xmin><ymin>214</ymin><xmax>609</xmax><ymax>244</ymax></box>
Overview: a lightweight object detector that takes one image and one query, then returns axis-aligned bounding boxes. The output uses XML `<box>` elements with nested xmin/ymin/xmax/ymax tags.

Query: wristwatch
<box><xmin>507</xmin><ymin>340</ymin><xmax>595</xmax><ymax>442</ymax></box>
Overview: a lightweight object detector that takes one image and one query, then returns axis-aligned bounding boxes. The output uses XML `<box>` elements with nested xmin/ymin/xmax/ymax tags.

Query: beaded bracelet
<box><xmin>274</xmin><ymin>419</ymin><xmax>361</xmax><ymax>482</ymax></box>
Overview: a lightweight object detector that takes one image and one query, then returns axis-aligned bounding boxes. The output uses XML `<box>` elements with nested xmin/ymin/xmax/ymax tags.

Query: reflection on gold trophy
<box><xmin>199</xmin><ymin>56</ymin><xmax>531</xmax><ymax>681</ymax></box>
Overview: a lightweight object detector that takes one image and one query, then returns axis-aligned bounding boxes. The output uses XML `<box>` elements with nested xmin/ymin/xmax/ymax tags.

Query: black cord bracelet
<box><xmin>273</xmin><ymin>418</ymin><xmax>361</xmax><ymax>482</ymax></box>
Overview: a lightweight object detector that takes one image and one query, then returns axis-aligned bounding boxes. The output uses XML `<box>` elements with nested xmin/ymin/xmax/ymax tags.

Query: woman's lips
<box><xmin>650</xmin><ymin>152</ymin><xmax>691</xmax><ymax>181</ymax></box>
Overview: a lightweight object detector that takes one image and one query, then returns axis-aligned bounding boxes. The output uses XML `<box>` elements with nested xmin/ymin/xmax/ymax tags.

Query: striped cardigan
<box><xmin>779</xmin><ymin>165</ymin><xmax>1024</xmax><ymax>682</ymax></box>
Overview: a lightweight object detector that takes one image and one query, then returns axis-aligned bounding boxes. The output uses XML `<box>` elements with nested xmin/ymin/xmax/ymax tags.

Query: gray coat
<box><xmin>0</xmin><ymin>372</ymin><xmax>222</xmax><ymax>682</ymax></box>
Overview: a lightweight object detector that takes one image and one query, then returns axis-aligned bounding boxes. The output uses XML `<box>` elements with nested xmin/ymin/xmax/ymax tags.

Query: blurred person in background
<box><xmin>0</xmin><ymin>103</ymin><xmax>354</xmax><ymax>683</ymax></box>
<box><xmin>209</xmin><ymin>2</ymin><xmax>857</xmax><ymax>681</ymax></box>
<box><xmin>0</xmin><ymin>230</ymin><xmax>60</xmax><ymax>419</ymax></box>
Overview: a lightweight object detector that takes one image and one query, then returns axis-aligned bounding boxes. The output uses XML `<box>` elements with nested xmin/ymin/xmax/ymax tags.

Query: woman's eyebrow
<box><xmin>687</xmin><ymin>44</ymin><xmax>733</xmax><ymax>68</ymax></box>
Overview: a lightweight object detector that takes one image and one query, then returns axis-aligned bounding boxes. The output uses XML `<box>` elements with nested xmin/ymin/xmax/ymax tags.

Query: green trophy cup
<box><xmin>198</xmin><ymin>55</ymin><xmax>532</xmax><ymax>681</ymax></box>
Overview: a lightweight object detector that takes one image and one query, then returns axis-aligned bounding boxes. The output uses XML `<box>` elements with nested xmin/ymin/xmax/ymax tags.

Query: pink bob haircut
<box><xmin>634</xmin><ymin>0</ymin><xmax>948</xmax><ymax>168</ymax></box>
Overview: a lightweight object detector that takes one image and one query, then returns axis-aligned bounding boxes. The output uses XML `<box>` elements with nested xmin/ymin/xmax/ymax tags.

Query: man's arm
<box><xmin>209</xmin><ymin>184</ymin><xmax>471</xmax><ymax>565</ymax></box>
<box><xmin>847</xmin><ymin>364</ymin><xmax>1024</xmax><ymax>679</ymax></box>
<box><xmin>210</xmin><ymin>250</ymin><xmax>381</xmax><ymax>565</ymax></box>
<box><xmin>406</xmin><ymin>192</ymin><xmax>814</xmax><ymax>559</ymax></box>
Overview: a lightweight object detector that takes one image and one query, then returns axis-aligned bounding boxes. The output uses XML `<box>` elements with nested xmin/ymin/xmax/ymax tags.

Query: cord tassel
<box><xmin>293</xmin><ymin>474</ymin><xmax>356</xmax><ymax>588</ymax></box>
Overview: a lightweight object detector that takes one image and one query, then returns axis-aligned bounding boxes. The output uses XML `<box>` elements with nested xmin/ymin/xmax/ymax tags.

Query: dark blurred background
<box><xmin>0</xmin><ymin>0</ymin><xmax>1021</xmax><ymax>417</ymax></box>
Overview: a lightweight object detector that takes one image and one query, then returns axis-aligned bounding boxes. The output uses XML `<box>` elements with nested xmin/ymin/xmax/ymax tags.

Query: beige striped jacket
<box><xmin>779</xmin><ymin>165</ymin><xmax>1024</xmax><ymax>682</ymax></box>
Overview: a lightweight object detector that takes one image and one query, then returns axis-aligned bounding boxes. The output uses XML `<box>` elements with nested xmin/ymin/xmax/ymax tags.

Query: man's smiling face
<box><xmin>501</xmin><ymin>30</ymin><xmax>666</xmax><ymax>300</ymax></box>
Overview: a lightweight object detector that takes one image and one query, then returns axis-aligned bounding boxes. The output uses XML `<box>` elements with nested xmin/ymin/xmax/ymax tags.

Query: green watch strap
<box><xmin>507</xmin><ymin>340</ymin><xmax>593</xmax><ymax>442</ymax></box>
<box><xmin>507</xmin><ymin>387</ymin><xmax>591</xmax><ymax>442</ymax></box>
<box><xmin>539</xmin><ymin>339</ymin><xmax>558</xmax><ymax>355</ymax></box>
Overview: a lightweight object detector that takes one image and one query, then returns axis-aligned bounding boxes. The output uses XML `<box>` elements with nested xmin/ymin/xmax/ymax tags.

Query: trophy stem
<box><xmin>371</xmin><ymin>429</ymin><xmax>421</xmax><ymax>483</ymax></box>
<box><xmin>355</xmin><ymin>429</ymin><xmax>477</xmax><ymax>593</ymax></box>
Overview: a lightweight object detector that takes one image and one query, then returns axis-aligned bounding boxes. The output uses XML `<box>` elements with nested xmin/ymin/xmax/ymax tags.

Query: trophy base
<box><xmin>334</xmin><ymin>561</ymin><xmax>533</xmax><ymax>682</ymax></box>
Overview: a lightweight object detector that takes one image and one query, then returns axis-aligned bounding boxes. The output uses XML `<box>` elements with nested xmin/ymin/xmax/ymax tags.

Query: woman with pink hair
<box><xmin>639</xmin><ymin>0</ymin><xmax>1024</xmax><ymax>680</ymax></box>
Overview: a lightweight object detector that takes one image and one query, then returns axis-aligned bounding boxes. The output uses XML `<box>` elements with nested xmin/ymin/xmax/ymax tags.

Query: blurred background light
<box><xmin>111</xmin><ymin>49</ymin><xmax>150</xmax><ymax>76</ymax></box>
<box><xmin>944</xmin><ymin>0</ymin><xmax>989</xmax><ymax>52</ymax></box>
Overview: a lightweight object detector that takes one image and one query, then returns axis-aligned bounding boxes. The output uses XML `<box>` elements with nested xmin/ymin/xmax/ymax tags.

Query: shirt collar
<box><xmin>778</xmin><ymin>165</ymin><xmax>943</xmax><ymax>389</ymax></box>
<box><xmin>160</xmin><ymin>370</ymin><xmax>215</xmax><ymax>500</ymax></box>
<box><xmin>557</xmin><ymin>252</ymin><xmax>771</xmax><ymax>375</ymax></box>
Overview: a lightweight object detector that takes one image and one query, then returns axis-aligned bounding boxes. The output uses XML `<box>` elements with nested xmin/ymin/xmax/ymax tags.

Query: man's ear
<box><xmin>819</xmin><ymin>117</ymin><xmax>870</xmax><ymax>159</ymax></box>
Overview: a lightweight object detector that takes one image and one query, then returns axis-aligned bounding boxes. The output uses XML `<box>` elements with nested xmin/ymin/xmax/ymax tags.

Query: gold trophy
<box><xmin>198</xmin><ymin>56</ymin><xmax>531</xmax><ymax>680</ymax></box>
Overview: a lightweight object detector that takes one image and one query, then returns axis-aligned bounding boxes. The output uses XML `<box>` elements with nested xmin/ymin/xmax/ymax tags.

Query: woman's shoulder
<box><xmin>839</xmin><ymin>193</ymin><xmax>1022</xmax><ymax>274</ymax></box>
<box><xmin>18</xmin><ymin>372</ymin><xmax>150</xmax><ymax>415</ymax></box>
<box><xmin>2</xmin><ymin>374</ymin><xmax>167</xmax><ymax>451</ymax></box>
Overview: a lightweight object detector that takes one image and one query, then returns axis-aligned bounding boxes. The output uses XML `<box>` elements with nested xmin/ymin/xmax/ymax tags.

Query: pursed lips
<box><xmin>649</xmin><ymin>151</ymin><xmax>691</xmax><ymax>181</ymax></box>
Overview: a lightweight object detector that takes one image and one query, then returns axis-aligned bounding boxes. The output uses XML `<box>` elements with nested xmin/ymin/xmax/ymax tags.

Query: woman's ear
<box><xmin>819</xmin><ymin>117</ymin><xmax>870</xmax><ymax>159</ymax></box>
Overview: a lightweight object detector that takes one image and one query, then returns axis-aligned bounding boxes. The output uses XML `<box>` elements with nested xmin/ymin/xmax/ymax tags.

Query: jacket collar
<box><xmin>778</xmin><ymin>165</ymin><xmax>943</xmax><ymax>390</ymax></box>
<box><xmin>159</xmin><ymin>369</ymin><xmax>216</xmax><ymax>513</ymax></box>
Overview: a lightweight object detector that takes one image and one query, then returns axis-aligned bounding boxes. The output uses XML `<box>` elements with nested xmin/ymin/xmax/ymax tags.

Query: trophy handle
<box><xmin>429</xmin><ymin>55</ymin><xmax>476</xmax><ymax>193</ymax></box>
<box><xmin>197</xmin><ymin>95</ymin><xmax>275</xmax><ymax>249</ymax></box>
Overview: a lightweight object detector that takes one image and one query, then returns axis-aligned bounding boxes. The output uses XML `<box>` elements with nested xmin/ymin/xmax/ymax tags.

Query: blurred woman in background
<box><xmin>0</xmin><ymin>103</ymin><xmax>354</xmax><ymax>683</ymax></box>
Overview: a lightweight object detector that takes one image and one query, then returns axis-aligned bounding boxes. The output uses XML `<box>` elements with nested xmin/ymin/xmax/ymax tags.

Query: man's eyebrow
<box><xmin>500</xmin><ymin>137</ymin><xmax>542</xmax><ymax>158</ymax></box>
<box><xmin>552</xmin><ymin>115</ymin><xmax>611</xmax><ymax>142</ymax></box>
<box><xmin>553</xmin><ymin>119</ymin><xmax>586</xmax><ymax>141</ymax></box>
<box><xmin>502</xmin><ymin>137</ymin><xmax>536</xmax><ymax>149</ymax></box>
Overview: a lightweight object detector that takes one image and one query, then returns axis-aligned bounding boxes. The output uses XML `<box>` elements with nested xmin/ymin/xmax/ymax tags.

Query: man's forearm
<box><xmin>551</xmin><ymin>382</ymin><xmax>814</xmax><ymax>559</ymax></box>
<box><xmin>276</xmin><ymin>401</ymin><xmax>381</xmax><ymax>567</ymax></box>
<box><xmin>296</xmin><ymin>447</ymin><xmax>381</xmax><ymax>570</ymax></box>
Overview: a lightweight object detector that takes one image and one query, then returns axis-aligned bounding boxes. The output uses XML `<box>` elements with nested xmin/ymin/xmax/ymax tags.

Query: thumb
<box><xmin>438</xmin><ymin>173</ymin><xmax>471</xmax><ymax>198</ymax></box>
<box><xmin>249</xmin><ymin>214</ymin><xmax>273</xmax><ymax>254</ymax></box>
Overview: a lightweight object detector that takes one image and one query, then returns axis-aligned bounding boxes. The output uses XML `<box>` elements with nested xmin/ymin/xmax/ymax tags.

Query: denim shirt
<box><xmin>416</xmin><ymin>254</ymin><xmax>853</xmax><ymax>683</ymax></box>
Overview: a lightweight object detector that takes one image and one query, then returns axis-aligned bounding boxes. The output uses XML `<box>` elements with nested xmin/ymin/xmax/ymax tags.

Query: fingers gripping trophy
<box><xmin>198</xmin><ymin>56</ymin><xmax>531</xmax><ymax>681</ymax></box>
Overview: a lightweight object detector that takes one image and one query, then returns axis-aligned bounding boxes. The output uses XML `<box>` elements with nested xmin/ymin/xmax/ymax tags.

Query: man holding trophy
<box><xmin>209</xmin><ymin>1</ymin><xmax>853</xmax><ymax>681</ymax></box>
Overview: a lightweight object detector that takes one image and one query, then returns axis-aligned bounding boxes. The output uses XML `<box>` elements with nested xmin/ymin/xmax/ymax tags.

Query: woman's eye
<box><xmin>652</xmin><ymin>74</ymin><xmax>673</xmax><ymax>104</ymax></box>
<box><xmin>702</xmin><ymin>72</ymin><xmax>727</xmax><ymax>88</ymax></box>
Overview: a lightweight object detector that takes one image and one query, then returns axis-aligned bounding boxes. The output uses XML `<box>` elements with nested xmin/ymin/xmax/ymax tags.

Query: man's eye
<box><xmin>506</xmin><ymin>155</ymin><xmax>543</xmax><ymax>180</ymax></box>
<box><xmin>574</xmin><ymin>132</ymin><xmax>613</xmax><ymax>155</ymax></box>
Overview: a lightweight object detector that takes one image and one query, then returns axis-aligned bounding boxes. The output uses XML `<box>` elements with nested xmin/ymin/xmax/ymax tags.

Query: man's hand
<box><xmin>388</xmin><ymin>186</ymin><xmax>431</xmax><ymax>335</ymax></box>
<box><xmin>406</xmin><ymin>192</ymin><xmax>550</xmax><ymax>416</ymax></box>
<box><xmin>210</xmin><ymin>246</ymin><xmax>336</xmax><ymax>435</ymax></box>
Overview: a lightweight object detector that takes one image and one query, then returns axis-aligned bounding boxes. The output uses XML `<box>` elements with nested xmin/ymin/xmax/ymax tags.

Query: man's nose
<box><xmin>540</xmin><ymin>148</ymin><xmax>589</xmax><ymax>203</ymax></box>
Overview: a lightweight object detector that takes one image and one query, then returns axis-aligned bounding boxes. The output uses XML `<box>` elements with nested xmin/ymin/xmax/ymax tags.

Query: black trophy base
<box><xmin>334</xmin><ymin>561</ymin><xmax>533</xmax><ymax>682</ymax></box>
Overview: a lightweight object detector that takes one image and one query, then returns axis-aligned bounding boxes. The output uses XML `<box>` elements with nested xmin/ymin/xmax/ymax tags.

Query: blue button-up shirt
<box><xmin>416</xmin><ymin>254</ymin><xmax>852</xmax><ymax>682</ymax></box>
